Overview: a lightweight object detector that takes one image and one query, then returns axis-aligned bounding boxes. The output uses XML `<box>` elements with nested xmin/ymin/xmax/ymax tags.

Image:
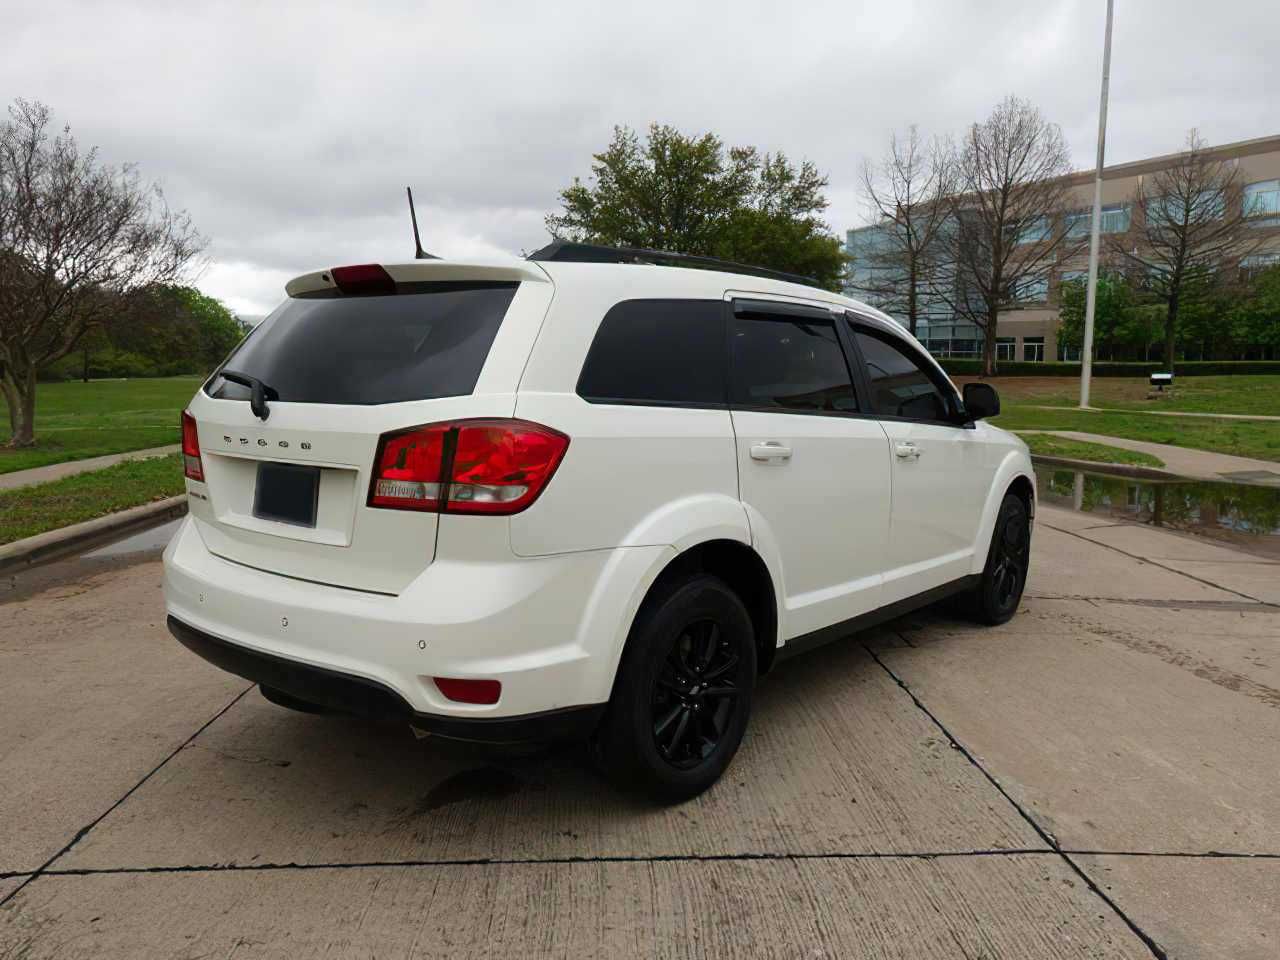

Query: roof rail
<box><xmin>526</xmin><ymin>240</ymin><xmax>819</xmax><ymax>287</ymax></box>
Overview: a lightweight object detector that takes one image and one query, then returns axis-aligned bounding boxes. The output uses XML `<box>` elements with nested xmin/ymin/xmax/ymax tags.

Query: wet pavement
<box><xmin>81</xmin><ymin>518</ymin><xmax>182</xmax><ymax>559</ymax></box>
<box><xmin>1</xmin><ymin>507</ymin><xmax>1278</xmax><ymax>958</ymax></box>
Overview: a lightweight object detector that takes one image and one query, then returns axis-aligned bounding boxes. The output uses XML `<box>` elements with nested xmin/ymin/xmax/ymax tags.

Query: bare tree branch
<box><xmin>1106</xmin><ymin>129</ymin><xmax>1264</xmax><ymax>371</ymax></box>
<box><xmin>0</xmin><ymin>98</ymin><xmax>207</xmax><ymax>446</ymax></box>
<box><xmin>928</xmin><ymin>96</ymin><xmax>1082</xmax><ymax>375</ymax></box>
<box><xmin>851</xmin><ymin>126</ymin><xmax>955</xmax><ymax>335</ymax></box>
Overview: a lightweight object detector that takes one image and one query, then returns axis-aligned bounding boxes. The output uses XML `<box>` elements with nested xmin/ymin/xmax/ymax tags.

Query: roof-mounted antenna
<box><xmin>406</xmin><ymin>187</ymin><xmax>439</xmax><ymax>260</ymax></box>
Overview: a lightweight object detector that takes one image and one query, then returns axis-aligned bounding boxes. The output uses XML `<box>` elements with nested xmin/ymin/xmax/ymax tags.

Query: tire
<box><xmin>259</xmin><ymin>683</ymin><xmax>330</xmax><ymax>714</ymax></box>
<box><xmin>960</xmin><ymin>492</ymin><xmax>1031</xmax><ymax>625</ymax></box>
<box><xmin>591</xmin><ymin>574</ymin><xmax>757</xmax><ymax>803</ymax></box>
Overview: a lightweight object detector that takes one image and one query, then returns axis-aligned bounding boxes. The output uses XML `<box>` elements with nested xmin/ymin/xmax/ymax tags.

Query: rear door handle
<box><xmin>894</xmin><ymin>441</ymin><xmax>922</xmax><ymax>460</ymax></box>
<box><xmin>750</xmin><ymin>441</ymin><xmax>793</xmax><ymax>462</ymax></box>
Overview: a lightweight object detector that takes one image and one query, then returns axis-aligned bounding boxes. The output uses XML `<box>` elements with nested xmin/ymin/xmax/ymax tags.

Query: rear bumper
<box><xmin>162</xmin><ymin>516</ymin><xmax>667</xmax><ymax>727</ymax></box>
<box><xmin>167</xmin><ymin>615</ymin><xmax>604</xmax><ymax>743</ymax></box>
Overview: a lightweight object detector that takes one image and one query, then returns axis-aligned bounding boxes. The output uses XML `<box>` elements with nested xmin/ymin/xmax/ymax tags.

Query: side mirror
<box><xmin>963</xmin><ymin>382</ymin><xmax>1000</xmax><ymax>420</ymax></box>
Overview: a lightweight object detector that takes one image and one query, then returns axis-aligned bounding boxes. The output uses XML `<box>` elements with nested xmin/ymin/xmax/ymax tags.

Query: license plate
<box><xmin>253</xmin><ymin>462</ymin><xmax>321</xmax><ymax>527</ymax></box>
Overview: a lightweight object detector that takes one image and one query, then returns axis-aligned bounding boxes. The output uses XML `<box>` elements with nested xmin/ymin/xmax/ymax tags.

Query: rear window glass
<box><xmin>576</xmin><ymin>299</ymin><xmax>726</xmax><ymax>406</ymax></box>
<box><xmin>205</xmin><ymin>282</ymin><xmax>517</xmax><ymax>405</ymax></box>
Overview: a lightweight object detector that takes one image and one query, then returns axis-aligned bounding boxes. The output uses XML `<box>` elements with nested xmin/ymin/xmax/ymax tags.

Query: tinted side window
<box><xmin>854</xmin><ymin>328</ymin><xmax>952</xmax><ymax>421</ymax></box>
<box><xmin>576</xmin><ymin>299</ymin><xmax>726</xmax><ymax>406</ymax></box>
<box><xmin>730</xmin><ymin>313</ymin><xmax>858</xmax><ymax>413</ymax></box>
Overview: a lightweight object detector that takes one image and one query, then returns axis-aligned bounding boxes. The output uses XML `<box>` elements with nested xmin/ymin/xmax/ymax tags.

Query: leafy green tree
<box><xmin>1119</xmin><ymin>304</ymin><xmax>1167</xmax><ymax>361</ymax></box>
<box><xmin>176</xmin><ymin>286</ymin><xmax>246</xmax><ymax>369</ymax></box>
<box><xmin>1174</xmin><ymin>270</ymin><xmax>1245</xmax><ymax>359</ymax></box>
<box><xmin>1229</xmin><ymin>264</ymin><xmax>1280</xmax><ymax>358</ymax></box>
<box><xmin>73</xmin><ymin>326</ymin><xmax>112</xmax><ymax>382</ymax></box>
<box><xmin>85</xmin><ymin>284</ymin><xmax>244</xmax><ymax>378</ymax></box>
<box><xmin>1057</xmin><ymin>271</ymin><xmax>1135</xmax><ymax>359</ymax></box>
<box><xmin>546</xmin><ymin>124</ymin><xmax>846</xmax><ymax>289</ymax></box>
<box><xmin>39</xmin><ymin>283</ymin><xmax>245</xmax><ymax>381</ymax></box>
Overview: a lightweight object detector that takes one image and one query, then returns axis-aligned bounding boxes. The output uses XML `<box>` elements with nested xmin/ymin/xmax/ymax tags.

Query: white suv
<box><xmin>165</xmin><ymin>242</ymin><xmax>1033</xmax><ymax>801</ymax></box>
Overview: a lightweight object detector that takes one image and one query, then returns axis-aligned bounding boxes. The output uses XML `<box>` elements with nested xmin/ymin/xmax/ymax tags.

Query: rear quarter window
<box><xmin>206</xmin><ymin>281</ymin><xmax>517</xmax><ymax>405</ymax></box>
<box><xmin>576</xmin><ymin>299</ymin><xmax>727</xmax><ymax>407</ymax></box>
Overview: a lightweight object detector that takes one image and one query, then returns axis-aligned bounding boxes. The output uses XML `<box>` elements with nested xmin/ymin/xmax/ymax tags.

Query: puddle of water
<box><xmin>5</xmin><ymin>517</ymin><xmax>184</xmax><ymax>603</ymax></box>
<box><xmin>83</xmin><ymin>518</ymin><xmax>182</xmax><ymax>559</ymax></box>
<box><xmin>1034</xmin><ymin>466</ymin><xmax>1280</xmax><ymax>559</ymax></box>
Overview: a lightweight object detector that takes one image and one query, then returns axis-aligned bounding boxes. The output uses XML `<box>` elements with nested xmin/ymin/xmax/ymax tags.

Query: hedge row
<box><xmin>938</xmin><ymin>359</ymin><xmax>1280</xmax><ymax>377</ymax></box>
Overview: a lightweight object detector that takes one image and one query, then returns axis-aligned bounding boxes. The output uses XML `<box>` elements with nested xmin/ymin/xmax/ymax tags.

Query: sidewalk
<box><xmin>0</xmin><ymin>445</ymin><xmax>180</xmax><ymax>492</ymax></box>
<box><xmin>1026</xmin><ymin>404</ymin><xmax>1280</xmax><ymax>422</ymax></box>
<box><xmin>1037</xmin><ymin>431</ymin><xmax>1280</xmax><ymax>486</ymax></box>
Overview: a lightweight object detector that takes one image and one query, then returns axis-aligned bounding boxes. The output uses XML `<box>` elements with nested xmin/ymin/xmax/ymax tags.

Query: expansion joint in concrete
<box><xmin>865</xmin><ymin>640</ymin><xmax>1171</xmax><ymax>960</ymax></box>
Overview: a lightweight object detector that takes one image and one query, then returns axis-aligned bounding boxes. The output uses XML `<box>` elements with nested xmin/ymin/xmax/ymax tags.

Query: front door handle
<box><xmin>894</xmin><ymin>441</ymin><xmax>922</xmax><ymax>460</ymax></box>
<box><xmin>750</xmin><ymin>441</ymin><xmax>793</xmax><ymax>462</ymax></box>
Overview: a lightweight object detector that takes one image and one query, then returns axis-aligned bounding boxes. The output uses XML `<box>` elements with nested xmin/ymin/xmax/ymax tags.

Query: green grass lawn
<box><xmin>1019</xmin><ymin>433</ymin><xmax>1165</xmax><ymax>468</ymax></box>
<box><xmin>2</xmin><ymin>370</ymin><xmax>1277</xmax><ymax>513</ymax></box>
<box><xmin>0</xmin><ymin>377</ymin><xmax>201</xmax><ymax>475</ymax></box>
<box><xmin>1090</xmin><ymin>375</ymin><xmax>1280</xmax><ymax>417</ymax></box>
<box><xmin>957</xmin><ymin>375</ymin><xmax>1280</xmax><ymax>417</ymax></box>
<box><xmin>0</xmin><ymin>454</ymin><xmax>185</xmax><ymax>545</ymax></box>
<box><xmin>993</xmin><ymin>406</ymin><xmax>1280</xmax><ymax>463</ymax></box>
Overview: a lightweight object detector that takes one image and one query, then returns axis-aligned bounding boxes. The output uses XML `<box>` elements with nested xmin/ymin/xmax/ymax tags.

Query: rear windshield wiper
<box><xmin>219</xmin><ymin>370</ymin><xmax>279</xmax><ymax>421</ymax></box>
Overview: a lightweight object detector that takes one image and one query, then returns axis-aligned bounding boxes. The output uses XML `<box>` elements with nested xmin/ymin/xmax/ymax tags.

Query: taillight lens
<box><xmin>181</xmin><ymin>411</ymin><xmax>204</xmax><ymax>481</ymax></box>
<box><xmin>369</xmin><ymin>423</ymin><xmax>448</xmax><ymax>511</ymax></box>
<box><xmin>368</xmin><ymin>419</ymin><xmax>568</xmax><ymax>516</ymax></box>
<box><xmin>447</xmin><ymin>420</ymin><xmax>569</xmax><ymax>514</ymax></box>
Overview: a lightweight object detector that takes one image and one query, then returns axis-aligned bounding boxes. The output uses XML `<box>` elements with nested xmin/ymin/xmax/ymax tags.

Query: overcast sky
<box><xmin>5</xmin><ymin>0</ymin><xmax>1277</xmax><ymax>316</ymax></box>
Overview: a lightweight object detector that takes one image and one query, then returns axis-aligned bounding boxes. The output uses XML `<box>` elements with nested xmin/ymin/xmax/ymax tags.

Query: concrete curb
<box><xmin>1030</xmin><ymin>454</ymin><xmax>1189</xmax><ymax>483</ymax></box>
<box><xmin>0</xmin><ymin>495</ymin><xmax>187</xmax><ymax>574</ymax></box>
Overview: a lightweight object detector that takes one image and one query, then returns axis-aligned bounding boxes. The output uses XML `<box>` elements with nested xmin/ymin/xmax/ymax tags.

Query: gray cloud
<box><xmin>4</xmin><ymin>0</ymin><xmax>1277</xmax><ymax>314</ymax></box>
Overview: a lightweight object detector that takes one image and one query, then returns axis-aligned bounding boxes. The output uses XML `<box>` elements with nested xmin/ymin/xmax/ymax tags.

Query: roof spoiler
<box><xmin>285</xmin><ymin>260</ymin><xmax>550</xmax><ymax>298</ymax></box>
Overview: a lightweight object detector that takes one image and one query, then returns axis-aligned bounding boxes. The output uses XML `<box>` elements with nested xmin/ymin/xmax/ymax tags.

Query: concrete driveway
<box><xmin>1</xmin><ymin>506</ymin><xmax>1277</xmax><ymax>958</ymax></box>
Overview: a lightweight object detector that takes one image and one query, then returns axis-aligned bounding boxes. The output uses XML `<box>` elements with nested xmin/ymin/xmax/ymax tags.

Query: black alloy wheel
<box><xmin>962</xmin><ymin>492</ymin><xmax>1031</xmax><ymax>625</ymax></box>
<box><xmin>591</xmin><ymin>574</ymin><xmax>756</xmax><ymax>802</ymax></box>
<box><xmin>990</xmin><ymin>500</ymin><xmax>1031</xmax><ymax>613</ymax></box>
<box><xmin>651</xmin><ymin>619</ymin><xmax>743</xmax><ymax>770</ymax></box>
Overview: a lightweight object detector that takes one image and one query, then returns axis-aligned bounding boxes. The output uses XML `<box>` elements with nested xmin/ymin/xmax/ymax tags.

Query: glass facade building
<box><xmin>843</xmin><ymin>134</ymin><xmax>1280</xmax><ymax>364</ymax></box>
<box><xmin>844</xmin><ymin>223</ymin><xmax>986</xmax><ymax>357</ymax></box>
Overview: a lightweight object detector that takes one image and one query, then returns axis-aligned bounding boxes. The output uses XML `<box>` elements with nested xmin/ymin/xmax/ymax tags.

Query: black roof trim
<box><xmin>527</xmin><ymin>240</ymin><xmax>819</xmax><ymax>287</ymax></box>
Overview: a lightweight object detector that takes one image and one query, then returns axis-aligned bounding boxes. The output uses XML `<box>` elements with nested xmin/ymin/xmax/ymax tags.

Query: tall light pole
<box><xmin>1080</xmin><ymin>0</ymin><xmax>1115</xmax><ymax>409</ymax></box>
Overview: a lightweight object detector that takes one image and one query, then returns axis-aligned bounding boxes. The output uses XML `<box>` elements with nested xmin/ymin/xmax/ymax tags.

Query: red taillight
<box><xmin>181</xmin><ymin>411</ymin><xmax>204</xmax><ymax>482</ymax></box>
<box><xmin>433</xmin><ymin>677</ymin><xmax>502</xmax><ymax>705</ymax></box>
<box><xmin>331</xmin><ymin>263</ymin><xmax>395</xmax><ymax>296</ymax></box>
<box><xmin>447</xmin><ymin>420</ymin><xmax>569</xmax><ymax>515</ymax></box>
<box><xmin>369</xmin><ymin>423</ymin><xmax>449</xmax><ymax>511</ymax></box>
<box><xmin>368</xmin><ymin>419</ymin><xmax>568</xmax><ymax>516</ymax></box>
